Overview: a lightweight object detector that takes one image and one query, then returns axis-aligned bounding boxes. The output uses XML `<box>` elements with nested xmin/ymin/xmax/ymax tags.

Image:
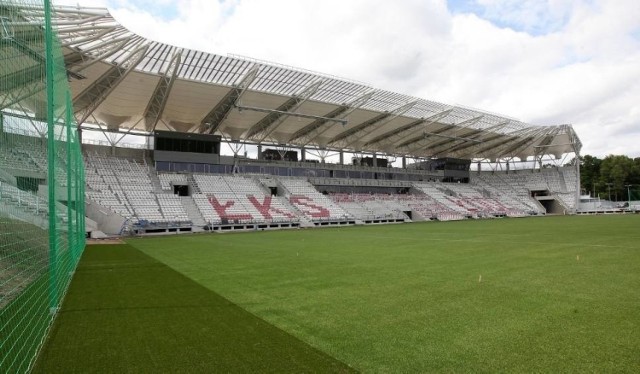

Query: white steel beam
<box><xmin>199</xmin><ymin>64</ymin><xmax>259</xmax><ymax>134</ymax></box>
<box><xmin>73</xmin><ymin>43</ymin><xmax>149</xmax><ymax>125</ymax></box>
<box><xmin>245</xmin><ymin>80</ymin><xmax>323</xmax><ymax>142</ymax></box>
<box><xmin>328</xmin><ymin>100</ymin><xmax>417</xmax><ymax>150</ymax></box>
<box><xmin>289</xmin><ymin>90</ymin><xmax>375</xmax><ymax>147</ymax></box>
<box><xmin>143</xmin><ymin>50</ymin><xmax>182</xmax><ymax>132</ymax></box>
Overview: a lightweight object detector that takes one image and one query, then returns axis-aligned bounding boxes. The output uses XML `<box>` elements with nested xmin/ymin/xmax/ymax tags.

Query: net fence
<box><xmin>0</xmin><ymin>0</ymin><xmax>85</xmax><ymax>372</ymax></box>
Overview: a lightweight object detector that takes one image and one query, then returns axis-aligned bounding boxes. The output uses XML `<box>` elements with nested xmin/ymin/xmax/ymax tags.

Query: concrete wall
<box><xmin>83</xmin><ymin>144</ymin><xmax>147</xmax><ymax>160</ymax></box>
<box><xmin>84</xmin><ymin>198</ymin><xmax>127</xmax><ymax>235</ymax></box>
<box><xmin>153</xmin><ymin>150</ymin><xmax>219</xmax><ymax>164</ymax></box>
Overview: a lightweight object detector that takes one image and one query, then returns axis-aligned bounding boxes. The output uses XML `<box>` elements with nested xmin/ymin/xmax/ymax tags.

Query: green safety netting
<box><xmin>0</xmin><ymin>0</ymin><xmax>85</xmax><ymax>372</ymax></box>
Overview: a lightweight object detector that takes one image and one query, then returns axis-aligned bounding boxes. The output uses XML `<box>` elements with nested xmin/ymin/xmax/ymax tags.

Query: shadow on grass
<box><xmin>33</xmin><ymin>244</ymin><xmax>354</xmax><ymax>373</ymax></box>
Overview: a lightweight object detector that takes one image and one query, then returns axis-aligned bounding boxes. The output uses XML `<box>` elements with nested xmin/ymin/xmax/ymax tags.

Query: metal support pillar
<box><xmin>373</xmin><ymin>153</ymin><xmax>377</xmax><ymax>167</ymax></box>
<box><xmin>44</xmin><ymin>0</ymin><xmax>58</xmax><ymax>313</ymax></box>
<box><xmin>301</xmin><ymin>147</ymin><xmax>306</xmax><ymax>161</ymax></box>
<box><xmin>257</xmin><ymin>144</ymin><xmax>262</xmax><ymax>160</ymax></box>
<box><xmin>402</xmin><ymin>156</ymin><xmax>406</xmax><ymax>169</ymax></box>
<box><xmin>575</xmin><ymin>152</ymin><xmax>581</xmax><ymax>211</ymax></box>
<box><xmin>339</xmin><ymin>151</ymin><xmax>344</xmax><ymax>165</ymax></box>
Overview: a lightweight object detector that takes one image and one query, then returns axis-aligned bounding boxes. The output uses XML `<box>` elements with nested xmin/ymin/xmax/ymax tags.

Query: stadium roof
<box><xmin>2</xmin><ymin>4</ymin><xmax>583</xmax><ymax>160</ymax></box>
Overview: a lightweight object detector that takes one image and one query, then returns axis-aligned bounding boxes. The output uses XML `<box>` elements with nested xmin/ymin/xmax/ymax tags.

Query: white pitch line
<box><xmin>363</xmin><ymin>234</ymin><xmax>639</xmax><ymax>250</ymax></box>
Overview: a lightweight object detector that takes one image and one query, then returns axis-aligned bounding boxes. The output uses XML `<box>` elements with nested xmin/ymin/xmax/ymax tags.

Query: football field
<box><xmin>35</xmin><ymin>215</ymin><xmax>640</xmax><ymax>372</ymax></box>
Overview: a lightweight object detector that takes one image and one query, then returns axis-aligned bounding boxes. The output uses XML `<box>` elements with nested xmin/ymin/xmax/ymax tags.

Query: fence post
<box><xmin>44</xmin><ymin>0</ymin><xmax>58</xmax><ymax>313</ymax></box>
<box><xmin>66</xmin><ymin>91</ymin><xmax>77</xmax><ymax>264</ymax></box>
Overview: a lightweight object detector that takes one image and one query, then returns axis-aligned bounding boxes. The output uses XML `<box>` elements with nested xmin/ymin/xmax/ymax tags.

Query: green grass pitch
<box><xmin>37</xmin><ymin>215</ymin><xmax>640</xmax><ymax>372</ymax></box>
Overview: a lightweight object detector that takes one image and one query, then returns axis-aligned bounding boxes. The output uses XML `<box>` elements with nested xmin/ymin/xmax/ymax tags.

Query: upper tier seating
<box><xmin>159</xmin><ymin>173</ymin><xmax>188</xmax><ymax>191</ymax></box>
<box><xmin>0</xmin><ymin>180</ymin><xmax>70</xmax><ymax>226</ymax></box>
<box><xmin>0</xmin><ymin>136</ymin><xmax>69</xmax><ymax>186</ymax></box>
<box><xmin>0</xmin><ymin>182</ymin><xmax>48</xmax><ymax>215</ymax></box>
<box><xmin>85</xmin><ymin>153</ymin><xmax>190</xmax><ymax>225</ymax></box>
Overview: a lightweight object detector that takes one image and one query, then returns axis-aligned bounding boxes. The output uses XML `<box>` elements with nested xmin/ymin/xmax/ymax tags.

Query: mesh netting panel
<box><xmin>0</xmin><ymin>0</ymin><xmax>85</xmax><ymax>372</ymax></box>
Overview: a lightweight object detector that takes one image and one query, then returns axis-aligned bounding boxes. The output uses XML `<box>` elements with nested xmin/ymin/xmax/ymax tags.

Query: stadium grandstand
<box><xmin>5</xmin><ymin>2</ymin><xmax>640</xmax><ymax>373</ymax></box>
<box><xmin>0</xmin><ymin>3</ymin><xmax>585</xmax><ymax>237</ymax></box>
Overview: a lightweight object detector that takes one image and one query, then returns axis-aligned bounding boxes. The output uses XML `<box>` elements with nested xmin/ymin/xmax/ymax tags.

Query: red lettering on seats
<box><xmin>208</xmin><ymin>196</ymin><xmax>252</xmax><ymax>220</ymax></box>
<box><xmin>248</xmin><ymin>195</ymin><xmax>295</xmax><ymax>219</ymax></box>
<box><xmin>289</xmin><ymin>195</ymin><xmax>330</xmax><ymax>218</ymax></box>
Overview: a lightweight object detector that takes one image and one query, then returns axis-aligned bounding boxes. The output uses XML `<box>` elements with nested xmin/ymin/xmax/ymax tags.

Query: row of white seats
<box><xmin>280</xmin><ymin>179</ymin><xmax>352</xmax><ymax>221</ymax></box>
<box><xmin>159</xmin><ymin>173</ymin><xmax>188</xmax><ymax>191</ymax></box>
<box><xmin>192</xmin><ymin>175</ymin><xmax>298</xmax><ymax>224</ymax></box>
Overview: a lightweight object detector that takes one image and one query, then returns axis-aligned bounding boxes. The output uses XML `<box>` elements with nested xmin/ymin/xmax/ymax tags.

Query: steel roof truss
<box><xmin>143</xmin><ymin>51</ymin><xmax>181</xmax><ymax>132</ymax></box>
<box><xmin>401</xmin><ymin>114</ymin><xmax>483</xmax><ymax>155</ymax></box>
<box><xmin>73</xmin><ymin>43</ymin><xmax>149</xmax><ymax>125</ymax></box>
<box><xmin>366</xmin><ymin>108</ymin><xmax>454</xmax><ymax>149</ymax></box>
<box><xmin>245</xmin><ymin>79</ymin><xmax>323</xmax><ymax>142</ymax></box>
<box><xmin>329</xmin><ymin>100</ymin><xmax>417</xmax><ymax>149</ymax></box>
<box><xmin>287</xmin><ymin>105</ymin><xmax>349</xmax><ymax>144</ymax></box>
<box><xmin>198</xmin><ymin>64</ymin><xmax>259</xmax><ymax>134</ymax></box>
<box><xmin>430</xmin><ymin>120</ymin><xmax>510</xmax><ymax>156</ymax></box>
<box><xmin>396</xmin><ymin>124</ymin><xmax>455</xmax><ymax>150</ymax></box>
<box><xmin>289</xmin><ymin>90</ymin><xmax>375</xmax><ymax>146</ymax></box>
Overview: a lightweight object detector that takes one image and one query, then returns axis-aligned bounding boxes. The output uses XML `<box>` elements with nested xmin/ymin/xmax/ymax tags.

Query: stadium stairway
<box><xmin>0</xmin><ymin>196</ymin><xmax>48</xmax><ymax>229</ymax></box>
<box><xmin>148</xmin><ymin>168</ymin><xmax>164</xmax><ymax>194</ymax></box>
<box><xmin>558</xmin><ymin>171</ymin><xmax>568</xmax><ymax>193</ymax></box>
<box><xmin>181</xmin><ymin>196</ymin><xmax>207</xmax><ymax>231</ymax></box>
<box><xmin>188</xmin><ymin>174</ymin><xmax>202</xmax><ymax>194</ymax></box>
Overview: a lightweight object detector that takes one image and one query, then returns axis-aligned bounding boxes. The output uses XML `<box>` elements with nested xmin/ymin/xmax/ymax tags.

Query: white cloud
<box><xmin>474</xmin><ymin>0</ymin><xmax>577</xmax><ymax>34</ymax></box>
<box><xmin>52</xmin><ymin>0</ymin><xmax>640</xmax><ymax>157</ymax></box>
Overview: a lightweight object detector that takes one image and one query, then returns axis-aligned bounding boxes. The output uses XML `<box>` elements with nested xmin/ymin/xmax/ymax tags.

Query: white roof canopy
<box><xmin>2</xmin><ymin>4</ymin><xmax>583</xmax><ymax>160</ymax></box>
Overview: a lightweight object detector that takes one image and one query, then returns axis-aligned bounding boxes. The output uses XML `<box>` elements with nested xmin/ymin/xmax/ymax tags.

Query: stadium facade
<box><xmin>2</xmin><ymin>4</ymin><xmax>584</xmax><ymax>237</ymax></box>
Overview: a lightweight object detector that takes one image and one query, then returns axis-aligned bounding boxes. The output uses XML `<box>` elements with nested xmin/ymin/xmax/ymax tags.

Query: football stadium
<box><xmin>1</xmin><ymin>1</ymin><xmax>639</xmax><ymax>372</ymax></box>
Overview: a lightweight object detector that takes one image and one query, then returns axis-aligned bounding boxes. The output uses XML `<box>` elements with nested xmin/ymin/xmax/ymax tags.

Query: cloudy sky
<box><xmin>54</xmin><ymin>0</ymin><xmax>640</xmax><ymax>158</ymax></box>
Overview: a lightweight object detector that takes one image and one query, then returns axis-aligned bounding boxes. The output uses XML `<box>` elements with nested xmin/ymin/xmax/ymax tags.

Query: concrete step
<box><xmin>180</xmin><ymin>195</ymin><xmax>206</xmax><ymax>226</ymax></box>
<box><xmin>148</xmin><ymin>167</ymin><xmax>164</xmax><ymax>194</ymax></box>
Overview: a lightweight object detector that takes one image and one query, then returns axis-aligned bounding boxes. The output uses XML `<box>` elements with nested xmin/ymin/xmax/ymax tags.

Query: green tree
<box><xmin>630</xmin><ymin>158</ymin><xmax>640</xmax><ymax>200</ymax></box>
<box><xmin>579</xmin><ymin>155</ymin><xmax>601</xmax><ymax>196</ymax></box>
<box><xmin>632</xmin><ymin>157</ymin><xmax>640</xmax><ymax>185</ymax></box>
<box><xmin>599</xmin><ymin>155</ymin><xmax>635</xmax><ymax>201</ymax></box>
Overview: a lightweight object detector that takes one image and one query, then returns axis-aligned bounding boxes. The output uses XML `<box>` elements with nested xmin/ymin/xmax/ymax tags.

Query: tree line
<box><xmin>577</xmin><ymin>155</ymin><xmax>640</xmax><ymax>201</ymax></box>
